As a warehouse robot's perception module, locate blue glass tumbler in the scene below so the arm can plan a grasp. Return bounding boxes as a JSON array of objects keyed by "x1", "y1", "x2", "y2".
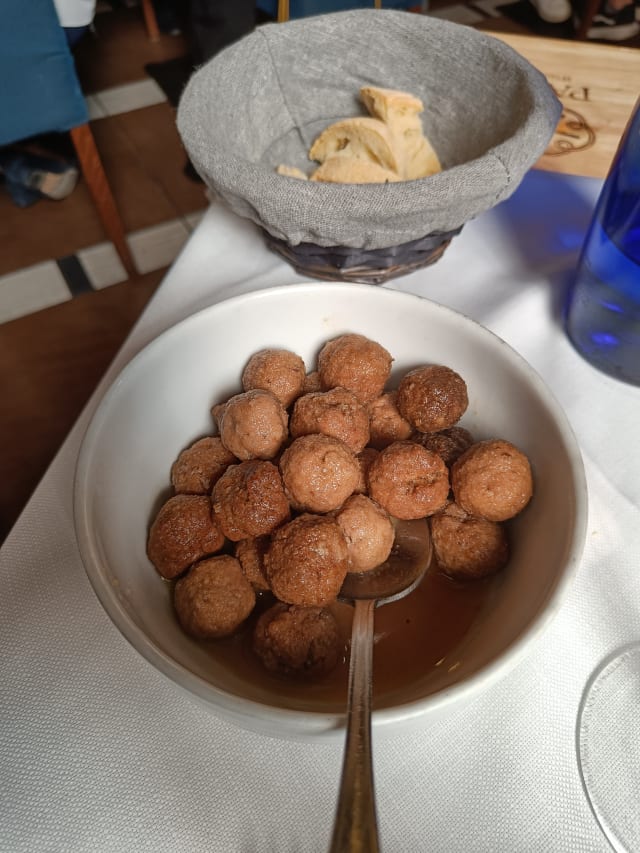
[{"x1": 565, "y1": 96, "x2": 640, "y2": 385}]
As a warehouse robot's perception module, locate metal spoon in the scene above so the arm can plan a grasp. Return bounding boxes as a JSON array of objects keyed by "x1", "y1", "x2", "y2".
[{"x1": 329, "y1": 517, "x2": 433, "y2": 853}]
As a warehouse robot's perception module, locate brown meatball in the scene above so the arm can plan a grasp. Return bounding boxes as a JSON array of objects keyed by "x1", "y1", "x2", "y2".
[
  {"x1": 451, "y1": 439, "x2": 533, "y2": 522},
  {"x1": 174, "y1": 555, "x2": 255, "y2": 638},
  {"x1": 397, "y1": 365, "x2": 468, "y2": 433},
  {"x1": 367, "y1": 441, "x2": 450, "y2": 520},
  {"x1": 218, "y1": 389, "x2": 288, "y2": 461},
  {"x1": 335, "y1": 494, "x2": 395, "y2": 573},
  {"x1": 317, "y1": 333, "x2": 392, "y2": 403},
  {"x1": 212, "y1": 460, "x2": 291, "y2": 541},
  {"x1": 234, "y1": 536, "x2": 271, "y2": 592},
  {"x1": 265, "y1": 513, "x2": 349, "y2": 606},
  {"x1": 354, "y1": 447, "x2": 379, "y2": 495},
  {"x1": 147, "y1": 494, "x2": 224, "y2": 580},
  {"x1": 411, "y1": 426, "x2": 474, "y2": 468},
  {"x1": 241, "y1": 348, "x2": 306, "y2": 408},
  {"x1": 368, "y1": 391, "x2": 412, "y2": 450},
  {"x1": 302, "y1": 371, "x2": 323, "y2": 394},
  {"x1": 430, "y1": 501, "x2": 509, "y2": 580},
  {"x1": 210, "y1": 401, "x2": 225, "y2": 431},
  {"x1": 279, "y1": 434, "x2": 360, "y2": 513},
  {"x1": 170, "y1": 436, "x2": 237, "y2": 495},
  {"x1": 290, "y1": 387, "x2": 370, "y2": 454},
  {"x1": 252, "y1": 603, "x2": 342, "y2": 679}
]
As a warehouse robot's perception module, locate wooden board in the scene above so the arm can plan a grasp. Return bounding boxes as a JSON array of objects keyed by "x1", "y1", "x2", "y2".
[{"x1": 487, "y1": 31, "x2": 640, "y2": 179}]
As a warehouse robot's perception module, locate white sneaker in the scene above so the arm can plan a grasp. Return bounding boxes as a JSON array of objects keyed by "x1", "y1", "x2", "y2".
[
  {"x1": 529, "y1": 0, "x2": 572, "y2": 22},
  {"x1": 584, "y1": 3, "x2": 640, "y2": 40}
]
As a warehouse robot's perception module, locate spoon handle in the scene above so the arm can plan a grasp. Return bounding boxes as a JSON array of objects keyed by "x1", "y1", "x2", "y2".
[{"x1": 329, "y1": 598, "x2": 380, "y2": 853}]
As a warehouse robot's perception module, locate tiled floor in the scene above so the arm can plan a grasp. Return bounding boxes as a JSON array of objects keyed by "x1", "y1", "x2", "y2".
[{"x1": 1, "y1": 0, "x2": 638, "y2": 541}]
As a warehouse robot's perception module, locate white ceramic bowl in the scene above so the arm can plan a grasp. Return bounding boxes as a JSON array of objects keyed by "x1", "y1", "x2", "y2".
[{"x1": 73, "y1": 283, "x2": 587, "y2": 740}]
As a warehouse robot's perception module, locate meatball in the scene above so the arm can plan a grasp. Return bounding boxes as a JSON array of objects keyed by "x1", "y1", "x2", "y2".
[
  {"x1": 174, "y1": 555, "x2": 255, "y2": 638},
  {"x1": 279, "y1": 434, "x2": 360, "y2": 513},
  {"x1": 397, "y1": 365, "x2": 468, "y2": 433},
  {"x1": 354, "y1": 447, "x2": 379, "y2": 495},
  {"x1": 317, "y1": 333, "x2": 392, "y2": 403},
  {"x1": 234, "y1": 536, "x2": 271, "y2": 592},
  {"x1": 290, "y1": 387, "x2": 370, "y2": 454},
  {"x1": 430, "y1": 501, "x2": 509, "y2": 580},
  {"x1": 265, "y1": 513, "x2": 349, "y2": 606},
  {"x1": 241, "y1": 348, "x2": 306, "y2": 408},
  {"x1": 210, "y1": 401, "x2": 225, "y2": 431},
  {"x1": 368, "y1": 391, "x2": 412, "y2": 450},
  {"x1": 367, "y1": 441, "x2": 450, "y2": 520},
  {"x1": 451, "y1": 439, "x2": 533, "y2": 522},
  {"x1": 335, "y1": 494, "x2": 395, "y2": 573},
  {"x1": 411, "y1": 426, "x2": 474, "y2": 468},
  {"x1": 302, "y1": 371, "x2": 323, "y2": 394},
  {"x1": 252, "y1": 603, "x2": 342, "y2": 679},
  {"x1": 218, "y1": 389, "x2": 288, "y2": 461},
  {"x1": 170, "y1": 436, "x2": 237, "y2": 495},
  {"x1": 212, "y1": 460, "x2": 291, "y2": 542},
  {"x1": 147, "y1": 494, "x2": 224, "y2": 580}
]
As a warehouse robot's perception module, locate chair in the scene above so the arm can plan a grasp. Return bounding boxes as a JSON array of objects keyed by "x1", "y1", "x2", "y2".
[
  {"x1": 141, "y1": 0, "x2": 161, "y2": 40},
  {"x1": 0, "y1": 0, "x2": 136, "y2": 276}
]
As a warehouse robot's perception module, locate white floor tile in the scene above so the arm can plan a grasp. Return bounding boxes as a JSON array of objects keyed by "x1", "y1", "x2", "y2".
[
  {"x1": 77, "y1": 243, "x2": 129, "y2": 290},
  {"x1": 428, "y1": 5, "x2": 486, "y2": 23},
  {"x1": 85, "y1": 94, "x2": 108, "y2": 121},
  {"x1": 128, "y1": 220, "x2": 190, "y2": 275},
  {"x1": 92, "y1": 79, "x2": 167, "y2": 118},
  {"x1": 0, "y1": 263, "x2": 72, "y2": 325}
]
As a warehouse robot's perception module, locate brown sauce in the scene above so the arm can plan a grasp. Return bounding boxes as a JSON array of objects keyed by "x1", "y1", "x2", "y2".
[{"x1": 199, "y1": 565, "x2": 496, "y2": 714}]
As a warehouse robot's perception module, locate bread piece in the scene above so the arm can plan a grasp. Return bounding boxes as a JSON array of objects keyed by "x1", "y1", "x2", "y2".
[
  {"x1": 310, "y1": 157, "x2": 401, "y2": 184},
  {"x1": 276, "y1": 164, "x2": 309, "y2": 180},
  {"x1": 360, "y1": 85, "x2": 442, "y2": 180},
  {"x1": 395, "y1": 122, "x2": 441, "y2": 180},
  {"x1": 308, "y1": 117, "x2": 400, "y2": 173},
  {"x1": 360, "y1": 86, "x2": 424, "y2": 123}
]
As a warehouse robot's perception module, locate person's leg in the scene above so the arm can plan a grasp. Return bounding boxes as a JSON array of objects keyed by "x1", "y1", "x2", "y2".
[
  {"x1": 64, "y1": 24, "x2": 90, "y2": 48},
  {"x1": 0, "y1": 146, "x2": 78, "y2": 206},
  {"x1": 152, "y1": 0, "x2": 185, "y2": 35},
  {"x1": 187, "y1": 0, "x2": 256, "y2": 65},
  {"x1": 583, "y1": 0, "x2": 639, "y2": 39}
]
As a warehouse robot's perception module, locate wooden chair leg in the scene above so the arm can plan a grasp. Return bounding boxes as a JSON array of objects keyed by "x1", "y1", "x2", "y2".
[
  {"x1": 141, "y1": 0, "x2": 160, "y2": 41},
  {"x1": 69, "y1": 124, "x2": 137, "y2": 278}
]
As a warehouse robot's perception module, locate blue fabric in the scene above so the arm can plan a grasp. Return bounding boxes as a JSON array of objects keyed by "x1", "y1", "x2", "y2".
[{"x1": 0, "y1": 0, "x2": 89, "y2": 147}]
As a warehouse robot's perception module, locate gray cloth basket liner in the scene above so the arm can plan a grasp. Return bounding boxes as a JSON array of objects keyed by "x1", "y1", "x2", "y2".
[{"x1": 177, "y1": 9, "x2": 561, "y2": 250}]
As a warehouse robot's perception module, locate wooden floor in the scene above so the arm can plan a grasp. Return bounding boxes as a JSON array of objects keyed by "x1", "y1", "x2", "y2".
[{"x1": 1, "y1": 0, "x2": 638, "y2": 543}]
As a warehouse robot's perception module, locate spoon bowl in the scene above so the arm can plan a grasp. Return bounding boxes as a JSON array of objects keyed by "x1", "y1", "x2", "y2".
[
  {"x1": 339, "y1": 518, "x2": 433, "y2": 605},
  {"x1": 330, "y1": 518, "x2": 433, "y2": 852}
]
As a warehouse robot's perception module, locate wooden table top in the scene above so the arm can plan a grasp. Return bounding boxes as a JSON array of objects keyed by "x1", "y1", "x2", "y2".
[{"x1": 487, "y1": 30, "x2": 640, "y2": 180}]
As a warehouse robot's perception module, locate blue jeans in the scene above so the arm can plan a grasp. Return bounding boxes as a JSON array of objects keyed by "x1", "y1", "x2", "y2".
[{"x1": 64, "y1": 24, "x2": 90, "y2": 48}]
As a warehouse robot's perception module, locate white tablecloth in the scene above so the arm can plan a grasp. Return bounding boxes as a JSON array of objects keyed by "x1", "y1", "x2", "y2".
[{"x1": 2, "y1": 169, "x2": 639, "y2": 852}]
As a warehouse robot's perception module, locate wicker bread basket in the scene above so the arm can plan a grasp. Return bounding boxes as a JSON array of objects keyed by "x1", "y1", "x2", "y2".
[{"x1": 177, "y1": 9, "x2": 561, "y2": 284}]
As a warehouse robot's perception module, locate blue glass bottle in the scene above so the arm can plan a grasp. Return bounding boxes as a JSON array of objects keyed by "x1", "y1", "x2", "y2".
[{"x1": 565, "y1": 97, "x2": 640, "y2": 385}]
